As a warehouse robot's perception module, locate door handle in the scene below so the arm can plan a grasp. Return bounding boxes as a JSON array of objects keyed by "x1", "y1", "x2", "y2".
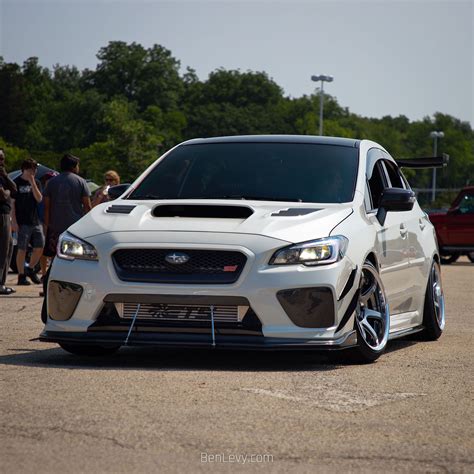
[
  {"x1": 400, "y1": 224, "x2": 408, "y2": 238},
  {"x1": 419, "y1": 218, "x2": 426, "y2": 230}
]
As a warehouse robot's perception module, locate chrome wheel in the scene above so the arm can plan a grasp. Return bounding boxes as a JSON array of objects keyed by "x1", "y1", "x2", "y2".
[
  {"x1": 356, "y1": 262, "x2": 390, "y2": 352},
  {"x1": 431, "y1": 263, "x2": 445, "y2": 331}
]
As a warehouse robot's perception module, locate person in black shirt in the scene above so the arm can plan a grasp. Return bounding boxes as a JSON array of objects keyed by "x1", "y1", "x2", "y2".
[
  {"x1": 0, "y1": 148, "x2": 17, "y2": 295},
  {"x1": 12, "y1": 158, "x2": 44, "y2": 285}
]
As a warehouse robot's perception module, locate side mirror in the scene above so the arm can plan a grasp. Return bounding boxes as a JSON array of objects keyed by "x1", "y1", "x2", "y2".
[
  {"x1": 108, "y1": 183, "x2": 131, "y2": 201},
  {"x1": 376, "y1": 188, "x2": 416, "y2": 225}
]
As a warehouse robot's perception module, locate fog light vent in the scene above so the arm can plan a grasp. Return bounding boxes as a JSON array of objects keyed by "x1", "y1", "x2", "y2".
[
  {"x1": 277, "y1": 287, "x2": 335, "y2": 328},
  {"x1": 48, "y1": 281, "x2": 83, "y2": 321}
]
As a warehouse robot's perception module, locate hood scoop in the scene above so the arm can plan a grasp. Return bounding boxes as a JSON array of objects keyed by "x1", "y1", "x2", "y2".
[
  {"x1": 272, "y1": 208, "x2": 322, "y2": 217},
  {"x1": 152, "y1": 204, "x2": 254, "y2": 219}
]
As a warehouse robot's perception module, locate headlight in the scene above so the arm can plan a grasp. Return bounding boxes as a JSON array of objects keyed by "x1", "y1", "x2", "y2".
[
  {"x1": 57, "y1": 232, "x2": 98, "y2": 261},
  {"x1": 269, "y1": 235, "x2": 348, "y2": 266}
]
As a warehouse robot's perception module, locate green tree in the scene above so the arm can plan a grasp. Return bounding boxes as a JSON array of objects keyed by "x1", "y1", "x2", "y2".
[
  {"x1": 92, "y1": 41, "x2": 183, "y2": 111},
  {"x1": 78, "y1": 99, "x2": 162, "y2": 182}
]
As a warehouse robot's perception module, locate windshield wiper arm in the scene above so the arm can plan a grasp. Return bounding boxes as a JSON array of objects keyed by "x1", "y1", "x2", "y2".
[
  {"x1": 189, "y1": 195, "x2": 303, "y2": 202},
  {"x1": 131, "y1": 194, "x2": 303, "y2": 202},
  {"x1": 229, "y1": 195, "x2": 303, "y2": 202},
  {"x1": 130, "y1": 193, "x2": 162, "y2": 200}
]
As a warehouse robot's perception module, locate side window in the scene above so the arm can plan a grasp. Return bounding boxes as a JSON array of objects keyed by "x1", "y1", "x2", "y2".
[
  {"x1": 368, "y1": 161, "x2": 387, "y2": 210},
  {"x1": 458, "y1": 193, "x2": 474, "y2": 214},
  {"x1": 383, "y1": 160, "x2": 405, "y2": 189}
]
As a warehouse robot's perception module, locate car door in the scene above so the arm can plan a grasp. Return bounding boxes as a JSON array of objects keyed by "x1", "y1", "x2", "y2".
[
  {"x1": 447, "y1": 191, "x2": 474, "y2": 245},
  {"x1": 382, "y1": 156, "x2": 425, "y2": 314},
  {"x1": 366, "y1": 151, "x2": 412, "y2": 316}
]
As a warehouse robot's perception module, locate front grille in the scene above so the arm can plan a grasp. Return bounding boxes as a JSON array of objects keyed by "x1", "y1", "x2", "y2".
[
  {"x1": 120, "y1": 303, "x2": 244, "y2": 323},
  {"x1": 112, "y1": 249, "x2": 247, "y2": 284}
]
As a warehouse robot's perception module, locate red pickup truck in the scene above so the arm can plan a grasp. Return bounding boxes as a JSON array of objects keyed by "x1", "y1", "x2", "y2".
[{"x1": 428, "y1": 186, "x2": 474, "y2": 264}]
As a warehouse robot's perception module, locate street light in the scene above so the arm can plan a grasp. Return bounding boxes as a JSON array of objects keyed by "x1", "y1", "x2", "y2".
[
  {"x1": 311, "y1": 74, "x2": 334, "y2": 136},
  {"x1": 430, "y1": 130, "x2": 444, "y2": 202}
]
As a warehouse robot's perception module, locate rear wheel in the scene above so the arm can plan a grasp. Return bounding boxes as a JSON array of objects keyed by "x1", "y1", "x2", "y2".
[
  {"x1": 467, "y1": 252, "x2": 474, "y2": 263},
  {"x1": 349, "y1": 261, "x2": 390, "y2": 363},
  {"x1": 59, "y1": 343, "x2": 121, "y2": 356},
  {"x1": 420, "y1": 260, "x2": 445, "y2": 340},
  {"x1": 440, "y1": 252, "x2": 460, "y2": 264}
]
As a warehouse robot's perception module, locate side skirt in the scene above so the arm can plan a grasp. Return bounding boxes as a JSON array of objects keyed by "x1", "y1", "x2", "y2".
[{"x1": 388, "y1": 325, "x2": 425, "y2": 340}]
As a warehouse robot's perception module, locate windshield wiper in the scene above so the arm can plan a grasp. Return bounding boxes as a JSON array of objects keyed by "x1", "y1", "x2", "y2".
[
  {"x1": 130, "y1": 194, "x2": 303, "y2": 202},
  {"x1": 130, "y1": 193, "x2": 163, "y2": 200},
  {"x1": 206, "y1": 195, "x2": 303, "y2": 202}
]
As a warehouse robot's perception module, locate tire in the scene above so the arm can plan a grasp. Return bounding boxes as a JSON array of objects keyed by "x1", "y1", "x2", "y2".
[
  {"x1": 40, "y1": 264, "x2": 52, "y2": 324},
  {"x1": 41, "y1": 298, "x2": 47, "y2": 324},
  {"x1": 467, "y1": 252, "x2": 474, "y2": 263},
  {"x1": 440, "y1": 252, "x2": 460, "y2": 264},
  {"x1": 420, "y1": 260, "x2": 445, "y2": 340},
  {"x1": 59, "y1": 343, "x2": 121, "y2": 356},
  {"x1": 348, "y1": 261, "x2": 390, "y2": 363}
]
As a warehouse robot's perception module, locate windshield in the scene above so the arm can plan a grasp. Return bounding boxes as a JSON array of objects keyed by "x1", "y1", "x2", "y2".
[{"x1": 129, "y1": 142, "x2": 359, "y2": 203}]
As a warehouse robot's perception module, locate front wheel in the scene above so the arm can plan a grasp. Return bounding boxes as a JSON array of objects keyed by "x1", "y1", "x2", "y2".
[
  {"x1": 349, "y1": 261, "x2": 390, "y2": 363},
  {"x1": 59, "y1": 343, "x2": 121, "y2": 356},
  {"x1": 420, "y1": 260, "x2": 445, "y2": 340}
]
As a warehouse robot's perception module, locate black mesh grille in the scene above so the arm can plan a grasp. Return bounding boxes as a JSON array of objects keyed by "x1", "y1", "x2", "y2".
[{"x1": 112, "y1": 249, "x2": 247, "y2": 284}]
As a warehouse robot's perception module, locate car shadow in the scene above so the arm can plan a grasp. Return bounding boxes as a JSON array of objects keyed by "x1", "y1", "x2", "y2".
[
  {"x1": 0, "y1": 345, "x2": 347, "y2": 372},
  {"x1": 0, "y1": 337, "x2": 421, "y2": 372}
]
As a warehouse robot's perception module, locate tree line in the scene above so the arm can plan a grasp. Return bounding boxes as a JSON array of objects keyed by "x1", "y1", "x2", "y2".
[{"x1": 1, "y1": 41, "x2": 473, "y2": 206}]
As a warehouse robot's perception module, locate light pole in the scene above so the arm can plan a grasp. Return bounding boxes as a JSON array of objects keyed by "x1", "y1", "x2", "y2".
[
  {"x1": 430, "y1": 130, "x2": 444, "y2": 202},
  {"x1": 311, "y1": 74, "x2": 333, "y2": 136}
]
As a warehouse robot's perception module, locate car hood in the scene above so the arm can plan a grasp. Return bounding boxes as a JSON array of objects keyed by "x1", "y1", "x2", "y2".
[{"x1": 70, "y1": 199, "x2": 353, "y2": 244}]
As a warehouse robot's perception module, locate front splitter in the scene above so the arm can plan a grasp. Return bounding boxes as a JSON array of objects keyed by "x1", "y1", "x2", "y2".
[{"x1": 39, "y1": 329, "x2": 357, "y2": 351}]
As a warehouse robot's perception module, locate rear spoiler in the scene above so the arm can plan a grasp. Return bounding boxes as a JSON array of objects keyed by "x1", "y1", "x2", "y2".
[{"x1": 395, "y1": 153, "x2": 449, "y2": 169}]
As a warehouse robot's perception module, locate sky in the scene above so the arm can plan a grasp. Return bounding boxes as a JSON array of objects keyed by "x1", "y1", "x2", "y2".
[{"x1": 1, "y1": 0, "x2": 473, "y2": 124}]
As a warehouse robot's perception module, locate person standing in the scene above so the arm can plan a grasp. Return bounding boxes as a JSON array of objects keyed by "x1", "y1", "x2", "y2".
[
  {"x1": 11, "y1": 158, "x2": 44, "y2": 285},
  {"x1": 91, "y1": 170, "x2": 121, "y2": 207},
  {"x1": 0, "y1": 148, "x2": 17, "y2": 295},
  {"x1": 43, "y1": 154, "x2": 92, "y2": 259},
  {"x1": 37, "y1": 171, "x2": 58, "y2": 279}
]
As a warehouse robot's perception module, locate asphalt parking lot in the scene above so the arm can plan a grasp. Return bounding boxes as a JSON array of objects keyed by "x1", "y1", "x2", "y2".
[{"x1": 0, "y1": 259, "x2": 473, "y2": 473}]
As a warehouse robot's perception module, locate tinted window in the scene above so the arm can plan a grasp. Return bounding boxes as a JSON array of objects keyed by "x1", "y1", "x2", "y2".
[
  {"x1": 458, "y1": 193, "x2": 474, "y2": 214},
  {"x1": 130, "y1": 143, "x2": 359, "y2": 203},
  {"x1": 383, "y1": 160, "x2": 404, "y2": 188},
  {"x1": 368, "y1": 162, "x2": 386, "y2": 209}
]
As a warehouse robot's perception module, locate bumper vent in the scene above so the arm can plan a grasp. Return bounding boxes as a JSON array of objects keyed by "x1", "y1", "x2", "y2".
[
  {"x1": 112, "y1": 249, "x2": 247, "y2": 284},
  {"x1": 106, "y1": 204, "x2": 136, "y2": 214},
  {"x1": 277, "y1": 287, "x2": 335, "y2": 328}
]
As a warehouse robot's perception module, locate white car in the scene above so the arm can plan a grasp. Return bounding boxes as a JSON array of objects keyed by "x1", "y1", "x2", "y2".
[{"x1": 40, "y1": 136, "x2": 446, "y2": 362}]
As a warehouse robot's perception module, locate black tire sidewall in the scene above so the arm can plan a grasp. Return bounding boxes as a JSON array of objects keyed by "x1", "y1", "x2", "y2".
[
  {"x1": 422, "y1": 261, "x2": 444, "y2": 340},
  {"x1": 440, "y1": 253, "x2": 460, "y2": 264}
]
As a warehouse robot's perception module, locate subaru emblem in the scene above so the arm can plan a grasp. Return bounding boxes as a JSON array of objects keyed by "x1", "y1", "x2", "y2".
[{"x1": 165, "y1": 252, "x2": 190, "y2": 265}]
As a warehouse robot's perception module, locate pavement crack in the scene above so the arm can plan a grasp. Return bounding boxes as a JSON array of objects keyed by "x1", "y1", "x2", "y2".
[{"x1": 0, "y1": 424, "x2": 133, "y2": 449}]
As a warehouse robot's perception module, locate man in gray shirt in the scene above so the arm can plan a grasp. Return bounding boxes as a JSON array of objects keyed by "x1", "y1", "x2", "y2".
[{"x1": 43, "y1": 154, "x2": 91, "y2": 257}]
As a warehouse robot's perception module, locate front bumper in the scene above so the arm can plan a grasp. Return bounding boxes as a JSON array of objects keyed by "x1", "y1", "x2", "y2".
[{"x1": 41, "y1": 231, "x2": 359, "y2": 346}]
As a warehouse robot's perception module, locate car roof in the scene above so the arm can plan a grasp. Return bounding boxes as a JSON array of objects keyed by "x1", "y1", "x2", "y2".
[{"x1": 182, "y1": 135, "x2": 360, "y2": 148}]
